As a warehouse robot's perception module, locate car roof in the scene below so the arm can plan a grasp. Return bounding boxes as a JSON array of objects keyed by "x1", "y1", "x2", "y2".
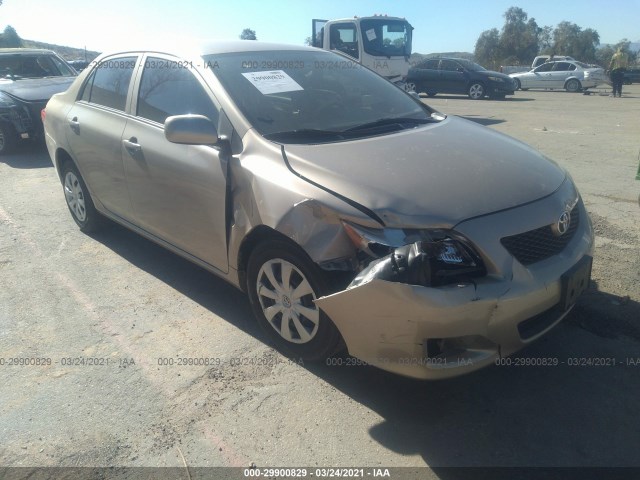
[
  {"x1": 0, "y1": 48, "x2": 57, "y2": 55},
  {"x1": 91, "y1": 41, "x2": 320, "y2": 61},
  {"x1": 199, "y1": 40, "x2": 317, "y2": 55}
]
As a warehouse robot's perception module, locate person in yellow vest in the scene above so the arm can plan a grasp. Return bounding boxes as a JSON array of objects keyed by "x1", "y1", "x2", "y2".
[{"x1": 608, "y1": 48, "x2": 629, "y2": 97}]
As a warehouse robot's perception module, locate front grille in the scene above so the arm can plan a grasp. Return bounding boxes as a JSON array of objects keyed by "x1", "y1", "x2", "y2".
[{"x1": 501, "y1": 206, "x2": 580, "y2": 266}]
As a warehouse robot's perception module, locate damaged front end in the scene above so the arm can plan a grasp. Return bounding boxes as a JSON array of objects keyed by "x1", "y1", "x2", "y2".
[
  {"x1": 314, "y1": 222, "x2": 509, "y2": 379},
  {"x1": 345, "y1": 227, "x2": 486, "y2": 289}
]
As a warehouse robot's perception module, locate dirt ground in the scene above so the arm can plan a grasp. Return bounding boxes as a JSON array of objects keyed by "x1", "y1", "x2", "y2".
[{"x1": 0, "y1": 83, "x2": 639, "y2": 479}]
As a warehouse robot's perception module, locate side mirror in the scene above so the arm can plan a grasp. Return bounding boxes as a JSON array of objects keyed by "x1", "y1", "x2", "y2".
[{"x1": 165, "y1": 114, "x2": 218, "y2": 145}]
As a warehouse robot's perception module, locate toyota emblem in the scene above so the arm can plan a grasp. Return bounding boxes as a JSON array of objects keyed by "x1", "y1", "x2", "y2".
[{"x1": 554, "y1": 211, "x2": 571, "y2": 236}]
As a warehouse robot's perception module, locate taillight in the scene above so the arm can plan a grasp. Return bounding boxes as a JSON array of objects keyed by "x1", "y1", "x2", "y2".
[{"x1": 41, "y1": 108, "x2": 46, "y2": 122}]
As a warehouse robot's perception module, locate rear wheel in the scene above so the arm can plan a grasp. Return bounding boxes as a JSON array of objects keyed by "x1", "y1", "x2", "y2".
[
  {"x1": 0, "y1": 122, "x2": 18, "y2": 155},
  {"x1": 468, "y1": 82, "x2": 485, "y2": 99},
  {"x1": 61, "y1": 161, "x2": 103, "y2": 233},
  {"x1": 565, "y1": 79, "x2": 582, "y2": 93},
  {"x1": 247, "y1": 239, "x2": 342, "y2": 361}
]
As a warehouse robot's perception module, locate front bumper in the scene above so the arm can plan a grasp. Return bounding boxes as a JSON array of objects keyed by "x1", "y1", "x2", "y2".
[
  {"x1": 0, "y1": 101, "x2": 41, "y2": 140},
  {"x1": 316, "y1": 183, "x2": 594, "y2": 380}
]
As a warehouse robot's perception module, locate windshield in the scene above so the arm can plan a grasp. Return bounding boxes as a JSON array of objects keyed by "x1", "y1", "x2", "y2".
[
  {"x1": 0, "y1": 53, "x2": 76, "y2": 78},
  {"x1": 457, "y1": 59, "x2": 486, "y2": 71},
  {"x1": 204, "y1": 50, "x2": 435, "y2": 143},
  {"x1": 360, "y1": 19, "x2": 412, "y2": 57}
]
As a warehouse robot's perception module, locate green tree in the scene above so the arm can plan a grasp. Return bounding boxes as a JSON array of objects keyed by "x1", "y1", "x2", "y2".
[
  {"x1": 552, "y1": 21, "x2": 599, "y2": 62},
  {"x1": 499, "y1": 7, "x2": 540, "y2": 64},
  {"x1": 239, "y1": 28, "x2": 257, "y2": 41},
  {"x1": 474, "y1": 28, "x2": 502, "y2": 70},
  {"x1": 1, "y1": 25, "x2": 23, "y2": 47},
  {"x1": 596, "y1": 39, "x2": 638, "y2": 68}
]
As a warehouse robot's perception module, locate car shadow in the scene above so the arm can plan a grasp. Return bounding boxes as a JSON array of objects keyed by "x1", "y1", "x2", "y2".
[
  {"x1": 88, "y1": 224, "x2": 640, "y2": 470},
  {"x1": 1, "y1": 142, "x2": 52, "y2": 169},
  {"x1": 457, "y1": 115, "x2": 505, "y2": 126}
]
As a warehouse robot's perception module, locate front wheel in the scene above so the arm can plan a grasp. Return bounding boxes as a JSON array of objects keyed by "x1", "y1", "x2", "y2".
[
  {"x1": 0, "y1": 122, "x2": 18, "y2": 155},
  {"x1": 61, "y1": 161, "x2": 103, "y2": 232},
  {"x1": 247, "y1": 239, "x2": 343, "y2": 361},
  {"x1": 513, "y1": 78, "x2": 521, "y2": 90},
  {"x1": 565, "y1": 79, "x2": 582, "y2": 93},
  {"x1": 468, "y1": 82, "x2": 485, "y2": 100}
]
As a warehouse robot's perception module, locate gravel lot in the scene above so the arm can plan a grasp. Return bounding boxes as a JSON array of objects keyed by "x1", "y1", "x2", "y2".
[{"x1": 1, "y1": 84, "x2": 639, "y2": 478}]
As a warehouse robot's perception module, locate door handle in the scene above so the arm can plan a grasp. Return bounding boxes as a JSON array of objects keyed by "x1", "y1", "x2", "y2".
[
  {"x1": 68, "y1": 117, "x2": 80, "y2": 134},
  {"x1": 123, "y1": 137, "x2": 142, "y2": 154}
]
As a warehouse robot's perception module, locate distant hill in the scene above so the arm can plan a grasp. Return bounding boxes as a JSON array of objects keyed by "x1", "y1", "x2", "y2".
[{"x1": 21, "y1": 39, "x2": 101, "y2": 62}]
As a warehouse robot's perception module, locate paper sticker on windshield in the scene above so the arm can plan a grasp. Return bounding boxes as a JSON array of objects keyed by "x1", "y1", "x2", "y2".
[
  {"x1": 241, "y1": 70, "x2": 303, "y2": 95},
  {"x1": 366, "y1": 29, "x2": 377, "y2": 41}
]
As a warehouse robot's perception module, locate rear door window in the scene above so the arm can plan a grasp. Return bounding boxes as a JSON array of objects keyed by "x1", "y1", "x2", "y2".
[{"x1": 80, "y1": 57, "x2": 137, "y2": 111}]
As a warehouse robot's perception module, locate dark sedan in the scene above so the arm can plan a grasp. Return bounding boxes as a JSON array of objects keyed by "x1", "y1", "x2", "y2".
[
  {"x1": 406, "y1": 57, "x2": 516, "y2": 99},
  {"x1": 0, "y1": 48, "x2": 77, "y2": 154}
]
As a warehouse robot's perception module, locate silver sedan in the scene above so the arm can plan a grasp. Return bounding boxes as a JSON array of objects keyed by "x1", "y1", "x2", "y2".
[
  {"x1": 43, "y1": 42, "x2": 594, "y2": 379},
  {"x1": 510, "y1": 60, "x2": 606, "y2": 92}
]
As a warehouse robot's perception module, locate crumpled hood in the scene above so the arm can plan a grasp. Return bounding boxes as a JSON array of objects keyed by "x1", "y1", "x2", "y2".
[
  {"x1": 282, "y1": 116, "x2": 566, "y2": 228},
  {"x1": 0, "y1": 76, "x2": 75, "y2": 101}
]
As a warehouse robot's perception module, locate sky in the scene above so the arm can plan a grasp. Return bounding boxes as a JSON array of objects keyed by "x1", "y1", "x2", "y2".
[{"x1": 2, "y1": 0, "x2": 639, "y2": 55}]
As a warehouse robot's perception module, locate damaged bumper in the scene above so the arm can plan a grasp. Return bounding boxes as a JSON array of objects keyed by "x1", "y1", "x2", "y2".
[{"x1": 316, "y1": 194, "x2": 594, "y2": 380}]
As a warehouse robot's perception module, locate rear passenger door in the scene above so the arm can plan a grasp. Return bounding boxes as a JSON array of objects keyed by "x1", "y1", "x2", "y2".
[
  {"x1": 549, "y1": 62, "x2": 576, "y2": 88},
  {"x1": 411, "y1": 59, "x2": 439, "y2": 93},
  {"x1": 438, "y1": 59, "x2": 466, "y2": 94},
  {"x1": 122, "y1": 55, "x2": 229, "y2": 273},
  {"x1": 65, "y1": 55, "x2": 138, "y2": 219}
]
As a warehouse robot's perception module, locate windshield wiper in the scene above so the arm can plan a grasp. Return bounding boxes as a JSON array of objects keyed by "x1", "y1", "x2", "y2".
[
  {"x1": 342, "y1": 117, "x2": 434, "y2": 133},
  {"x1": 263, "y1": 129, "x2": 345, "y2": 142}
]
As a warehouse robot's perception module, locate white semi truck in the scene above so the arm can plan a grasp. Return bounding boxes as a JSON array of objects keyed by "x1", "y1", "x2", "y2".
[{"x1": 312, "y1": 15, "x2": 414, "y2": 87}]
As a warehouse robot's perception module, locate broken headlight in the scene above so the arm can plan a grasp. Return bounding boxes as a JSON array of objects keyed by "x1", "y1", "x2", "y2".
[{"x1": 342, "y1": 222, "x2": 486, "y2": 288}]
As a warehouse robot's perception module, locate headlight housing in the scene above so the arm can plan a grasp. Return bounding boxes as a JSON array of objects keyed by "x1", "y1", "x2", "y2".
[
  {"x1": 342, "y1": 221, "x2": 486, "y2": 288},
  {"x1": 487, "y1": 76, "x2": 505, "y2": 83}
]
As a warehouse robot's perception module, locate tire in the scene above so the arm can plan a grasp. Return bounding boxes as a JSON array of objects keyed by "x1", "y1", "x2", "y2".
[
  {"x1": 60, "y1": 161, "x2": 103, "y2": 233},
  {"x1": 247, "y1": 239, "x2": 343, "y2": 361},
  {"x1": 513, "y1": 78, "x2": 521, "y2": 90},
  {"x1": 468, "y1": 82, "x2": 485, "y2": 100},
  {"x1": 565, "y1": 79, "x2": 582, "y2": 93},
  {"x1": 0, "y1": 122, "x2": 18, "y2": 155}
]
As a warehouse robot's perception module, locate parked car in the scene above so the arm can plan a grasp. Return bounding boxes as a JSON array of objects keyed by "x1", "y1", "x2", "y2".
[
  {"x1": 68, "y1": 60, "x2": 90, "y2": 72},
  {"x1": 0, "y1": 48, "x2": 77, "y2": 154},
  {"x1": 623, "y1": 67, "x2": 640, "y2": 84},
  {"x1": 44, "y1": 42, "x2": 593, "y2": 380},
  {"x1": 510, "y1": 60, "x2": 606, "y2": 92},
  {"x1": 406, "y1": 57, "x2": 516, "y2": 99}
]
